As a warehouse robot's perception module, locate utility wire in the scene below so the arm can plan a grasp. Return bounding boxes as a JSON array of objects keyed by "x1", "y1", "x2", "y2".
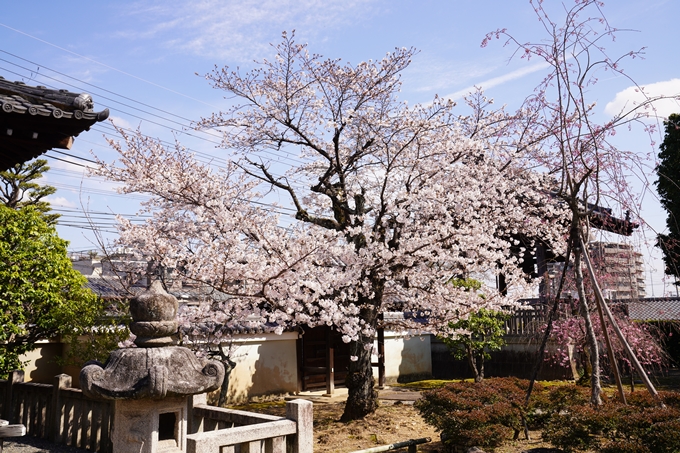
[
  {"x1": 0, "y1": 53, "x2": 304, "y2": 165},
  {"x1": 0, "y1": 49, "x2": 210, "y2": 126},
  {"x1": 0, "y1": 22, "x2": 221, "y2": 108},
  {"x1": 0, "y1": 35, "x2": 317, "y2": 235}
]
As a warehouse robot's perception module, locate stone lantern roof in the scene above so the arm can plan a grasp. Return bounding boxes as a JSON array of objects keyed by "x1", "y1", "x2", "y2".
[{"x1": 80, "y1": 281, "x2": 224, "y2": 400}]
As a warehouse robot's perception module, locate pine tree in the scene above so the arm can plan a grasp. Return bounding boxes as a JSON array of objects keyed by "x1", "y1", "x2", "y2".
[
  {"x1": 656, "y1": 114, "x2": 680, "y2": 282},
  {"x1": 0, "y1": 159, "x2": 60, "y2": 224}
]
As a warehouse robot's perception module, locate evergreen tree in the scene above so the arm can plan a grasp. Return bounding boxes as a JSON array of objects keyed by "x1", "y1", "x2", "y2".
[
  {"x1": 0, "y1": 206, "x2": 99, "y2": 376},
  {"x1": 655, "y1": 114, "x2": 680, "y2": 282},
  {"x1": 440, "y1": 279, "x2": 508, "y2": 383},
  {"x1": 0, "y1": 159, "x2": 59, "y2": 224}
]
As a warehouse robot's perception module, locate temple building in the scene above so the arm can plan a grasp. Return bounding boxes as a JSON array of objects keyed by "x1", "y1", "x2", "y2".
[{"x1": 0, "y1": 77, "x2": 109, "y2": 170}]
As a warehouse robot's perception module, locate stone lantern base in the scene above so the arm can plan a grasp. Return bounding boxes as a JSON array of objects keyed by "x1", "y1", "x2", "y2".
[{"x1": 113, "y1": 396, "x2": 188, "y2": 453}]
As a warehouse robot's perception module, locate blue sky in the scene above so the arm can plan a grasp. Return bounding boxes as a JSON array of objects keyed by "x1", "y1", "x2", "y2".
[{"x1": 1, "y1": 0, "x2": 679, "y2": 295}]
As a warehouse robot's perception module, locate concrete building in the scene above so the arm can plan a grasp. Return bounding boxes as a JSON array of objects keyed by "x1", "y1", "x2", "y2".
[
  {"x1": 542, "y1": 241, "x2": 646, "y2": 301},
  {"x1": 589, "y1": 241, "x2": 646, "y2": 300}
]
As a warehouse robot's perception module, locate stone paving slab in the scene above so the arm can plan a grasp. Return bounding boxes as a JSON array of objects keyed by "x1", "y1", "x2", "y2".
[{"x1": 285, "y1": 386, "x2": 422, "y2": 404}]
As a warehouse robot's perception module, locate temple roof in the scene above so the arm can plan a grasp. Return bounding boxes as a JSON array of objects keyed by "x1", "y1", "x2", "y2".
[
  {"x1": 625, "y1": 297, "x2": 680, "y2": 321},
  {"x1": 587, "y1": 204, "x2": 638, "y2": 236},
  {"x1": 0, "y1": 77, "x2": 109, "y2": 170}
]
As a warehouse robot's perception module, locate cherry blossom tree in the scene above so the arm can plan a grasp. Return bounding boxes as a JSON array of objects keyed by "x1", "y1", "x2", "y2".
[
  {"x1": 484, "y1": 0, "x2": 672, "y2": 405},
  {"x1": 95, "y1": 33, "x2": 565, "y2": 420},
  {"x1": 547, "y1": 301, "x2": 667, "y2": 380},
  {"x1": 178, "y1": 301, "x2": 239, "y2": 407}
]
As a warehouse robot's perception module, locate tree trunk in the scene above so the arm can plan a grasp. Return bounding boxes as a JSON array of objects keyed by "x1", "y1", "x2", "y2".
[
  {"x1": 217, "y1": 357, "x2": 236, "y2": 407},
  {"x1": 467, "y1": 345, "x2": 481, "y2": 383},
  {"x1": 574, "y1": 246, "x2": 602, "y2": 406},
  {"x1": 341, "y1": 305, "x2": 380, "y2": 422},
  {"x1": 477, "y1": 354, "x2": 485, "y2": 382}
]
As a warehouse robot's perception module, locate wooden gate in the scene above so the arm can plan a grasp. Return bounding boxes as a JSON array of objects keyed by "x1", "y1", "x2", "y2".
[{"x1": 298, "y1": 326, "x2": 351, "y2": 392}]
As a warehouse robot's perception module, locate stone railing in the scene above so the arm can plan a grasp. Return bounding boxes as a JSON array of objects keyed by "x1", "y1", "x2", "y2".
[
  {"x1": 1, "y1": 372, "x2": 313, "y2": 453},
  {"x1": 0, "y1": 371, "x2": 113, "y2": 452},
  {"x1": 187, "y1": 395, "x2": 313, "y2": 453}
]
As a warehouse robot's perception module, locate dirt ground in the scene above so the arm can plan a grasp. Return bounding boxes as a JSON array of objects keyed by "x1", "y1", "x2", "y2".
[{"x1": 236, "y1": 398, "x2": 557, "y2": 453}]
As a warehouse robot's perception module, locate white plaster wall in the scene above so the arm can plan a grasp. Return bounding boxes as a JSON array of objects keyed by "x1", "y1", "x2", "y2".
[
  {"x1": 17, "y1": 341, "x2": 63, "y2": 383},
  {"x1": 225, "y1": 332, "x2": 299, "y2": 402},
  {"x1": 375, "y1": 332, "x2": 432, "y2": 383}
]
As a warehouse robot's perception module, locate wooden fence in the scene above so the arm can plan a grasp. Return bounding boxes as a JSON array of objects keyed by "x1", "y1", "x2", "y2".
[
  {"x1": 504, "y1": 306, "x2": 547, "y2": 337},
  {"x1": 0, "y1": 371, "x2": 113, "y2": 452}
]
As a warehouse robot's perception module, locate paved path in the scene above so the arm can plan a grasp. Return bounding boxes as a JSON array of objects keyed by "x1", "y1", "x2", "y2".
[
  {"x1": 286, "y1": 385, "x2": 422, "y2": 404},
  {"x1": 1, "y1": 436, "x2": 87, "y2": 453}
]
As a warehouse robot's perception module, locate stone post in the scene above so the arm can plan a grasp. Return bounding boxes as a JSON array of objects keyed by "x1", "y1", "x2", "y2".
[
  {"x1": 2, "y1": 371, "x2": 24, "y2": 422},
  {"x1": 285, "y1": 399, "x2": 313, "y2": 453},
  {"x1": 188, "y1": 394, "x2": 207, "y2": 435},
  {"x1": 50, "y1": 374, "x2": 71, "y2": 443}
]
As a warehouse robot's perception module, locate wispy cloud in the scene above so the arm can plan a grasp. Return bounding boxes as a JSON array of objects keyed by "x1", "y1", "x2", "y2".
[
  {"x1": 119, "y1": 0, "x2": 380, "y2": 62},
  {"x1": 442, "y1": 61, "x2": 549, "y2": 101},
  {"x1": 605, "y1": 78, "x2": 680, "y2": 119},
  {"x1": 406, "y1": 56, "x2": 500, "y2": 95},
  {"x1": 108, "y1": 115, "x2": 134, "y2": 131},
  {"x1": 45, "y1": 196, "x2": 77, "y2": 209}
]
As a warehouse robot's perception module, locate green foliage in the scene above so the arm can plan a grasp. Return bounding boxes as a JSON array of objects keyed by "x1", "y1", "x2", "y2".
[
  {"x1": 440, "y1": 278, "x2": 508, "y2": 382},
  {"x1": 417, "y1": 377, "x2": 680, "y2": 453},
  {"x1": 0, "y1": 206, "x2": 104, "y2": 377},
  {"x1": 415, "y1": 377, "x2": 537, "y2": 451},
  {"x1": 656, "y1": 113, "x2": 680, "y2": 281},
  {"x1": 0, "y1": 159, "x2": 59, "y2": 224},
  {"x1": 538, "y1": 386, "x2": 680, "y2": 453},
  {"x1": 59, "y1": 303, "x2": 131, "y2": 369},
  {"x1": 441, "y1": 308, "x2": 508, "y2": 362},
  {"x1": 447, "y1": 277, "x2": 483, "y2": 292}
]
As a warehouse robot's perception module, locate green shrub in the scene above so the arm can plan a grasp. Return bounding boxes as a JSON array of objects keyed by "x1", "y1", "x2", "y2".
[
  {"x1": 541, "y1": 401, "x2": 619, "y2": 452},
  {"x1": 415, "y1": 377, "x2": 537, "y2": 451},
  {"x1": 416, "y1": 377, "x2": 680, "y2": 453},
  {"x1": 644, "y1": 419, "x2": 680, "y2": 453},
  {"x1": 599, "y1": 440, "x2": 649, "y2": 453},
  {"x1": 540, "y1": 388, "x2": 680, "y2": 452}
]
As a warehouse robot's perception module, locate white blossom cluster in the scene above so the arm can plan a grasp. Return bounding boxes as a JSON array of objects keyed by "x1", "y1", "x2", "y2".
[{"x1": 95, "y1": 33, "x2": 567, "y2": 353}]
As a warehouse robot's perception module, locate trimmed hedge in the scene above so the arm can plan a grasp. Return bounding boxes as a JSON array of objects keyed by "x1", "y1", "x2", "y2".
[
  {"x1": 415, "y1": 377, "x2": 536, "y2": 450},
  {"x1": 415, "y1": 377, "x2": 680, "y2": 453}
]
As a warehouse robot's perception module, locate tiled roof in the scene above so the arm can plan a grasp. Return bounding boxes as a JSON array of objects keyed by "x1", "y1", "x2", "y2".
[
  {"x1": 0, "y1": 77, "x2": 109, "y2": 170},
  {"x1": 626, "y1": 297, "x2": 680, "y2": 321},
  {"x1": 85, "y1": 277, "x2": 144, "y2": 300}
]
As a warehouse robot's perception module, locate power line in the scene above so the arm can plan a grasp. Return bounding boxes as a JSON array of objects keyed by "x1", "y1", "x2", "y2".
[
  {"x1": 0, "y1": 53, "x2": 306, "y2": 167},
  {"x1": 49, "y1": 149, "x2": 99, "y2": 165},
  {"x1": 0, "y1": 37, "x2": 320, "y2": 240},
  {"x1": 0, "y1": 57, "x2": 310, "y2": 187},
  {"x1": 0, "y1": 49, "x2": 210, "y2": 127},
  {"x1": 0, "y1": 57, "x2": 217, "y2": 138},
  {"x1": 45, "y1": 154, "x2": 89, "y2": 168},
  {"x1": 0, "y1": 22, "x2": 221, "y2": 108}
]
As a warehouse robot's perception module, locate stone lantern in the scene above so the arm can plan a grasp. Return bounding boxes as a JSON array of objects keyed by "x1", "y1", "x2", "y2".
[{"x1": 81, "y1": 281, "x2": 224, "y2": 453}]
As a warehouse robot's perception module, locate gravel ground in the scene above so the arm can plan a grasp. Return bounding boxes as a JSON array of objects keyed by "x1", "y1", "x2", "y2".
[{"x1": 1, "y1": 437, "x2": 89, "y2": 453}]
